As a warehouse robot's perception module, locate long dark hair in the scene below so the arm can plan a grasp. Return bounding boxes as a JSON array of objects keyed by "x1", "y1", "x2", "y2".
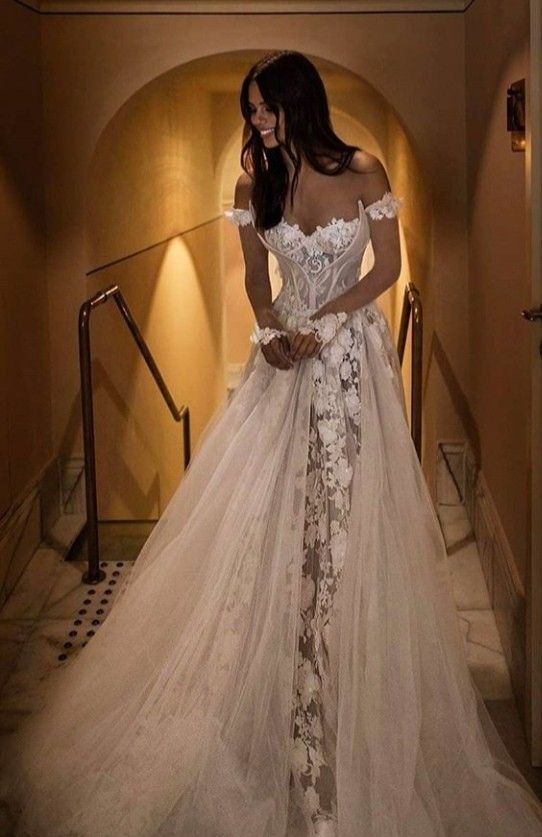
[{"x1": 239, "y1": 51, "x2": 359, "y2": 231}]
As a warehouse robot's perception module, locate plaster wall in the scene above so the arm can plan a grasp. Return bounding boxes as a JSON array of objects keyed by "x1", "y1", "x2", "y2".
[
  {"x1": 87, "y1": 70, "x2": 224, "y2": 518},
  {"x1": 0, "y1": 2, "x2": 51, "y2": 517},
  {"x1": 466, "y1": 0, "x2": 531, "y2": 583}
]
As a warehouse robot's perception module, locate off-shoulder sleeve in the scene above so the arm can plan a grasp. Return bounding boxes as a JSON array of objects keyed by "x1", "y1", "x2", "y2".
[
  {"x1": 224, "y1": 206, "x2": 253, "y2": 227},
  {"x1": 364, "y1": 191, "x2": 404, "y2": 220}
]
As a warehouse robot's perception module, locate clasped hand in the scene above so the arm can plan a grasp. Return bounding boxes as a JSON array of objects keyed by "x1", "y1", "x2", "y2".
[{"x1": 261, "y1": 327, "x2": 321, "y2": 370}]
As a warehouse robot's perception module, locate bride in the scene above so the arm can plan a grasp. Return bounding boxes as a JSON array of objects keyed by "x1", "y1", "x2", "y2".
[{"x1": 2, "y1": 49, "x2": 542, "y2": 837}]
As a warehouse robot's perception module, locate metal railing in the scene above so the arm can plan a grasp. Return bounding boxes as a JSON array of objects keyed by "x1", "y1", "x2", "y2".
[
  {"x1": 78, "y1": 285, "x2": 190, "y2": 584},
  {"x1": 397, "y1": 281, "x2": 423, "y2": 459}
]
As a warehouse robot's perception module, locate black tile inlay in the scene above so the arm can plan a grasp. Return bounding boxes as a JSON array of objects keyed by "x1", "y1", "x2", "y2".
[{"x1": 43, "y1": 560, "x2": 132, "y2": 675}]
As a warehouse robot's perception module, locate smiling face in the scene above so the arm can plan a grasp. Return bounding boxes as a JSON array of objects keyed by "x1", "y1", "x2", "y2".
[{"x1": 247, "y1": 80, "x2": 284, "y2": 148}]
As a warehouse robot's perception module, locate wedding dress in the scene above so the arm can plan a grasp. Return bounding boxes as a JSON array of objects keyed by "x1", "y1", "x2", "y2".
[{"x1": 2, "y1": 191, "x2": 542, "y2": 837}]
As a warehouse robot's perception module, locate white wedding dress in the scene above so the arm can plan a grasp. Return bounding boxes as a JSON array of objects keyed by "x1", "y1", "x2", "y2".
[{"x1": 2, "y1": 191, "x2": 542, "y2": 837}]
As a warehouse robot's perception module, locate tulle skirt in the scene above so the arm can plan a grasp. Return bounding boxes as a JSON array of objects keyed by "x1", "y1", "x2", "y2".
[{"x1": 1, "y1": 301, "x2": 542, "y2": 836}]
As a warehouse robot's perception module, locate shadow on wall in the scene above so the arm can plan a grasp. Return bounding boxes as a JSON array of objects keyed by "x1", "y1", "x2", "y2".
[{"x1": 85, "y1": 50, "x2": 428, "y2": 521}]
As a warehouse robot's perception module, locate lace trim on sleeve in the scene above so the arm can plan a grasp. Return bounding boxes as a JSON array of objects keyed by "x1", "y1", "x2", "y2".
[
  {"x1": 364, "y1": 191, "x2": 404, "y2": 220},
  {"x1": 224, "y1": 207, "x2": 253, "y2": 227}
]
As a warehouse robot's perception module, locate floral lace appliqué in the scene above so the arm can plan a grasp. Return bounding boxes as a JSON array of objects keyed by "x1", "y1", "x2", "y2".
[
  {"x1": 289, "y1": 323, "x2": 363, "y2": 833},
  {"x1": 364, "y1": 191, "x2": 404, "y2": 220},
  {"x1": 265, "y1": 217, "x2": 360, "y2": 277},
  {"x1": 224, "y1": 207, "x2": 252, "y2": 226}
]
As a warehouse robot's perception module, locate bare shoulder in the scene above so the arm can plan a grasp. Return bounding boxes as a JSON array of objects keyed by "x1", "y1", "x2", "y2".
[
  {"x1": 348, "y1": 150, "x2": 392, "y2": 206},
  {"x1": 348, "y1": 149, "x2": 385, "y2": 176},
  {"x1": 234, "y1": 171, "x2": 254, "y2": 209}
]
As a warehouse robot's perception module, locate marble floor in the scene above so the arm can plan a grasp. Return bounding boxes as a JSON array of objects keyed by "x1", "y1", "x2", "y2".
[
  {"x1": 0, "y1": 525, "x2": 145, "y2": 733},
  {"x1": 436, "y1": 450, "x2": 542, "y2": 800},
  {"x1": 0, "y1": 462, "x2": 541, "y2": 803}
]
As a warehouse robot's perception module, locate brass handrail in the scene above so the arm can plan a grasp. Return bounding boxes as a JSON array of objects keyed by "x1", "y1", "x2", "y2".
[
  {"x1": 78, "y1": 284, "x2": 191, "y2": 584},
  {"x1": 397, "y1": 281, "x2": 423, "y2": 459}
]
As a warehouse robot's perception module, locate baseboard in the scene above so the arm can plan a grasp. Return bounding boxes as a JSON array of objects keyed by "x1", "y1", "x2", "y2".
[
  {"x1": 472, "y1": 467, "x2": 526, "y2": 717},
  {"x1": 0, "y1": 483, "x2": 42, "y2": 611},
  {"x1": 0, "y1": 457, "x2": 86, "y2": 609},
  {"x1": 440, "y1": 440, "x2": 526, "y2": 715}
]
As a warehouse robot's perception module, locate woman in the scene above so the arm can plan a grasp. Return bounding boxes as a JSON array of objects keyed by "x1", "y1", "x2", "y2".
[{"x1": 2, "y1": 50, "x2": 542, "y2": 837}]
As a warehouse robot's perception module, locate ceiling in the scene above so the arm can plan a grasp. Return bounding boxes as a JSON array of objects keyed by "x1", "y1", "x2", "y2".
[{"x1": 19, "y1": 0, "x2": 474, "y2": 15}]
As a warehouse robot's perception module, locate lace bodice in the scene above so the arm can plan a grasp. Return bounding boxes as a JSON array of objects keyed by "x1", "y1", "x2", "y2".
[
  {"x1": 225, "y1": 191, "x2": 404, "y2": 329},
  {"x1": 264, "y1": 214, "x2": 361, "y2": 276}
]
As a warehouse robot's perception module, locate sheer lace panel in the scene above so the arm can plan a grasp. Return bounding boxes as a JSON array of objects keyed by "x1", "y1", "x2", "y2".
[{"x1": 290, "y1": 322, "x2": 362, "y2": 831}]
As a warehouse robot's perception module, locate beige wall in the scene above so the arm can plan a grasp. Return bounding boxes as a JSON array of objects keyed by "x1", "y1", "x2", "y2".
[
  {"x1": 0, "y1": 2, "x2": 51, "y2": 518},
  {"x1": 466, "y1": 0, "x2": 531, "y2": 583},
  {"x1": 87, "y1": 66, "x2": 226, "y2": 518}
]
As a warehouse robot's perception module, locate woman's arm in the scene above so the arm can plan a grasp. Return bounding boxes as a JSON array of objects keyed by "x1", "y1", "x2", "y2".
[{"x1": 232, "y1": 173, "x2": 293, "y2": 370}]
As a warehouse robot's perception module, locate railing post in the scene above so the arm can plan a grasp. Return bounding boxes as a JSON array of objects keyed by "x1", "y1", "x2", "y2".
[
  {"x1": 397, "y1": 281, "x2": 423, "y2": 461},
  {"x1": 182, "y1": 407, "x2": 191, "y2": 471},
  {"x1": 78, "y1": 301, "x2": 106, "y2": 585},
  {"x1": 410, "y1": 291, "x2": 423, "y2": 459}
]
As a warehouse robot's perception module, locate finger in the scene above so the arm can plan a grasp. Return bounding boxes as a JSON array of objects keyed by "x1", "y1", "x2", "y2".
[
  {"x1": 275, "y1": 339, "x2": 293, "y2": 368},
  {"x1": 289, "y1": 332, "x2": 302, "y2": 355},
  {"x1": 305, "y1": 338, "x2": 319, "y2": 358},
  {"x1": 268, "y1": 339, "x2": 291, "y2": 369},
  {"x1": 261, "y1": 343, "x2": 282, "y2": 369},
  {"x1": 280, "y1": 335, "x2": 292, "y2": 360},
  {"x1": 304, "y1": 335, "x2": 320, "y2": 357},
  {"x1": 290, "y1": 331, "x2": 308, "y2": 359},
  {"x1": 293, "y1": 333, "x2": 316, "y2": 360}
]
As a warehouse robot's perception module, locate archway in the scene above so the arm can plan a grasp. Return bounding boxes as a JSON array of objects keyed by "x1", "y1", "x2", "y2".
[{"x1": 86, "y1": 50, "x2": 427, "y2": 520}]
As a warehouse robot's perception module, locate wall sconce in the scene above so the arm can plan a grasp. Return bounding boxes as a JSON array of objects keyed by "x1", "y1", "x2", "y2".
[{"x1": 507, "y1": 79, "x2": 525, "y2": 152}]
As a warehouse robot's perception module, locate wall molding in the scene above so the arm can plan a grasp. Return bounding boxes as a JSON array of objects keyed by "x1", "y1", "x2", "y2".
[
  {"x1": 14, "y1": 0, "x2": 473, "y2": 15},
  {"x1": 0, "y1": 456, "x2": 86, "y2": 609},
  {"x1": 460, "y1": 441, "x2": 527, "y2": 717}
]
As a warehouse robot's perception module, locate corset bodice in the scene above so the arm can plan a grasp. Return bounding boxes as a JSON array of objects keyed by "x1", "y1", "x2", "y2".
[{"x1": 225, "y1": 191, "x2": 403, "y2": 330}]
